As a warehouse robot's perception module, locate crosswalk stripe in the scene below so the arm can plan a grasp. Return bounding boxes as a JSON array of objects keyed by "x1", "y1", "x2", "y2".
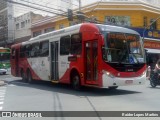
[
  {"x1": 0, "y1": 91, "x2": 5, "y2": 93},
  {"x1": 0, "y1": 102, "x2": 3, "y2": 105},
  {"x1": 0, "y1": 86, "x2": 6, "y2": 111}
]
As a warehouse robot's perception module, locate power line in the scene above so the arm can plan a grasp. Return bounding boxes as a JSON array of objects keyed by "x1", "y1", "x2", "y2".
[
  {"x1": 88, "y1": 0, "x2": 103, "y2": 17},
  {"x1": 12, "y1": 0, "x2": 67, "y2": 17},
  {"x1": 18, "y1": 0, "x2": 66, "y2": 13},
  {"x1": 61, "y1": 0, "x2": 79, "y2": 7},
  {"x1": 4, "y1": 0, "x2": 67, "y2": 17},
  {"x1": 31, "y1": 0, "x2": 70, "y2": 10}
]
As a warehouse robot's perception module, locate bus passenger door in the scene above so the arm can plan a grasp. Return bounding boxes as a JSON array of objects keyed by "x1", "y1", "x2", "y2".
[
  {"x1": 84, "y1": 40, "x2": 98, "y2": 85},
  {"x1": 51, "y1": 41, "x2": 59, "y2": 81}
]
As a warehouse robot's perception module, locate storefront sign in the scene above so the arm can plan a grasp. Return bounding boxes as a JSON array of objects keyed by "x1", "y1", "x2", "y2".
[
  {"x1": 105, "y1": 16, "x2": 130, "y2": 26},
  {"x1": 144, "y1": 41, "x2": 160, "y2": 49},
  {"x1": 131, "y1": 28, "x2": 160, "y2": 39}
]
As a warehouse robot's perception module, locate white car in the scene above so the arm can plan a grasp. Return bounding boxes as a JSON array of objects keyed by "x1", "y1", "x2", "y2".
[{"x1": 0, "y1": 69, "x2": 7, "y2": 75}]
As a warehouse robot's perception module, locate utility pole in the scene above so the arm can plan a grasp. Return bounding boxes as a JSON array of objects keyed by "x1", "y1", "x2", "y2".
[{"x1": 79, "y1": 0, "x2": 81, "y2": 12}]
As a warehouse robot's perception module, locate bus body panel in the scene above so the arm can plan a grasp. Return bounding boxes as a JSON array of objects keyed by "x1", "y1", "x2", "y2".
[
  {"x1": 10, "y1": 23, "x2": 146, "y2": 88},
  {"x1": 27, "y1": 57, "x2": 50, "y2": 81},
  {"x1": 102, "y1": 72, "x2": 146, "y2": 88}
]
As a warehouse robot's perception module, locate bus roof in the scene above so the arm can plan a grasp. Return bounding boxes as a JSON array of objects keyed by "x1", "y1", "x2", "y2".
[
  {"x1": 96, "y1": 24, "x2": 139, "y2": 35},
  {"x1": 24, "y1": 23, "x2": 140, "y2": 44}
]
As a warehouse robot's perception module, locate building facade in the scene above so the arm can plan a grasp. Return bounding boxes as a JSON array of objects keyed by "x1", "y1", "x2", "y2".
[
  {"x1": 14, "y1": 12, "x2": 44, "y2": 43},
  {"x1": 0, "y1": 0, "x2": 14, "y2": 47}
]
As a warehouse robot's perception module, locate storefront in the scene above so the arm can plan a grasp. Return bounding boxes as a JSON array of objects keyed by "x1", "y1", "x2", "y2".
[
  {"x1": 144, "y1": 41, "x2": 160, "y2": 69},
  {"x1": 130, "y1": 28, "x2": 160, "y2": 67}
]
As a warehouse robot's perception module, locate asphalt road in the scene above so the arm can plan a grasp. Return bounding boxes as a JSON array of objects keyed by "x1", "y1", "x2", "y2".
[{"x1": 1, "y1": 72, "x2": 160, "y2": 120}]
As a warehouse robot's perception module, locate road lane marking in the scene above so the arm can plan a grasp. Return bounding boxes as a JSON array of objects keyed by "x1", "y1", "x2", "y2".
[{"x1": 0, "y1": 86, "x2": 6, "y2": 111}]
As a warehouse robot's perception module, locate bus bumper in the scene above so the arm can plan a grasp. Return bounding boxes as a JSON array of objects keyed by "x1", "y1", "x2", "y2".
[{"x1": 102, "y1": 73, "x2": 146, "y2": 88}]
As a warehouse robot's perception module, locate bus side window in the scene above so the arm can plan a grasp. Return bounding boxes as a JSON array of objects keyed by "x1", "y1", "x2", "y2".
[
  {"x1": 71, "y1": 33, "x2": 82, "y2": 55},
  {"x1": 26, "y1": 44, "x2": 31, "y2": 58},
  {"x1": 31, "y1": 42, "x2": 40, "y2": 57},
  {"x1": 40, "y1": 40, "x2": 49, "y2": 57},
  {"x1": 60, "y1": 35, "x2": 70, "y2": 55},
  {"x1": 11, "y1": 48, "x2": 15, "y2": 59},
  {"x1": 20, "y1": 45, "x2": 26, "y2": 58}
]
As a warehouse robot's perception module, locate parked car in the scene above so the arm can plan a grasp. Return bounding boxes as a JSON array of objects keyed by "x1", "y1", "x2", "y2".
[{"x1": 0, "y1": 69, "x2": 7, "y2": 75}]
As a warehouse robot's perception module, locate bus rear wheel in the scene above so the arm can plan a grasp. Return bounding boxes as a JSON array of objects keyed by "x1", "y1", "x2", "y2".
[
  {"x1": 72, "y1": 74, "x2": 81, "y2": 90},
  {"x1": 27, "y1": 70, "x2": 33, "y2": 83},
  {"x1": 21, "y1": 70, "x2": 26, "y2": 82}
]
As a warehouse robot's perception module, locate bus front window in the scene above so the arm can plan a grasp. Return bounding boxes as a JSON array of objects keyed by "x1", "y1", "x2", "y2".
[{"x1": 102, "y1": 32, "x2": 144, "y2": 64}]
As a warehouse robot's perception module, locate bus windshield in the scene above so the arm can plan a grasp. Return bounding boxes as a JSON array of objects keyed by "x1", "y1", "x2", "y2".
[{"x1": 102, "y1": 32, "x2": 145, "y2": 64}]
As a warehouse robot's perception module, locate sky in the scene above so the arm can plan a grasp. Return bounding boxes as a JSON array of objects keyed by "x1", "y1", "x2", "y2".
[{"x1": 13, "y1": 0, "x2": 100, "y2": 17}]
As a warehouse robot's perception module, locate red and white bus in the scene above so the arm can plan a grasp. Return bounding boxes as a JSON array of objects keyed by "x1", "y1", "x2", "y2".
[{"x1": 11, "y1": 23, "x2": 146, "y2": 89}]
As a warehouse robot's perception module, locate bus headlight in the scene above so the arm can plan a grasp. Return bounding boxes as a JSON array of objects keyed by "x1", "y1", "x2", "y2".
[{"x1": 103, "y1": 70, "x2": 115, "y2": 78}]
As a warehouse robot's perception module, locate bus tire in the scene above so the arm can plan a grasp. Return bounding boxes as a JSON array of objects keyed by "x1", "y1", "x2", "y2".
[
  {"x1": 108, "y1": 86, "x2": 118, "y2": 90},
  {"x1": 27, "y1": 70, "x2": 33, "y2": 83},
  {"x1": 72, "y1": 73, "x2": 81, "y2": 90},
  {"x1": 21, "y1": 70, "x2": 26, "y2": 82}
]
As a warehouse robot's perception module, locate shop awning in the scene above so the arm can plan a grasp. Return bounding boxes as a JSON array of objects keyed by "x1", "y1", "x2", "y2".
[{"x1": 145, "y1": 48, "x2": 160, "y2": 54}]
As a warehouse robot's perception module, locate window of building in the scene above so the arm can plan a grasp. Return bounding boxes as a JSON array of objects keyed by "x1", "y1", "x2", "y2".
[
  {"x1": 16, "y1": 23, "x2": 19, "y2": 30},
  {"x1": 143, "y1": 16, "x2": 147, "y2": 27},
  {"x1": 33, "y1": 31, "x2": 41, "y2": 37},
  {"x1": 21, "y1": 21, "x2": 25, "y2": 28},
  {"x1": 150, "y1": 19, "x2": 157, "y2": 30},
  {"x1": 70, "y1": 33, "x2": 82, "y2": 55},
  {"x1": 44, "y1": 27, "x2": 55, "y2": 33},
  {"x1": 60, "y1": 36, "x2": 70, "y2": 55},
  {"x1": 59, "y1": 24, "x2": 64, "y2": 29},
  {"x1": 40, "y1": 40, "x2": 49, "y2": 57}
]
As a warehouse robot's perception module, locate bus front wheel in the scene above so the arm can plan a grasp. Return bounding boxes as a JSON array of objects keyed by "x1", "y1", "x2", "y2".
[
  {"x1": 72, "y1": 74, "x2": 81, "y2": 90},
  {"x1": 108, "y1": 86, "x2": 118, "y2": 90}
]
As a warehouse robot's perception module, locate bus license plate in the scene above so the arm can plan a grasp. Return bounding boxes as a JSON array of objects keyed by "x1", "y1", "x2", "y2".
[{"x1": 125, "y1": 80, "x2": 133, "y2": 84}]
